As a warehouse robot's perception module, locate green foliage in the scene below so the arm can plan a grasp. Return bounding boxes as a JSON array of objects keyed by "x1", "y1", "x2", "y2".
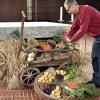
[
  {"x1": 11, "y1": 29, "x2": 21, "y2": 39},
  {"x1": 80, "y1": 84, "x2": 100, "y2": 98},
  {"x1": 61, "y1": 44, "x2": 69, "y2": 49},
  {"x1": 64, "y1": 83, "x2": 100, "y2": 99},
  {"x1": 63, "y1": 27, "x2": 68, "y2": 35},
  {"x1": 27, "y1": 37, "x2": 39, "y2": 47},
  {"x1": 64, "y1": 66, "x2": 79, "y2": 80},
  {"x1": 64, "y1": 85, "x2": 85, "y2": 98},
  {"x1": 53, "y1": 35, "x2": 62, "y2": 44}
]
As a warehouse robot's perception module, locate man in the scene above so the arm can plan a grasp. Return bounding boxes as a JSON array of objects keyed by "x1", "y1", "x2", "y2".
[{"x1": 57, "y1": 0, "x2": 100, "y2": 87}]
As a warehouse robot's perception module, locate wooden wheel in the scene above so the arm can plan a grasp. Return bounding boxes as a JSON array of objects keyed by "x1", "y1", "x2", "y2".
[
  {"x1": 20, "y1": 67, "x2": 40, "y2": 86},
  {"x1": 0, "y1": 51, "x2": 6, "y2": 70},
  {"x1": 0, "y1": 51, "x2": 6, "y2": 80}
]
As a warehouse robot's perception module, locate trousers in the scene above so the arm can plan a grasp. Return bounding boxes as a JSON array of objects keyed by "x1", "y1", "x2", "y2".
[{"x1": 92, "y1": 36, "x2": 100, "y2": 84}]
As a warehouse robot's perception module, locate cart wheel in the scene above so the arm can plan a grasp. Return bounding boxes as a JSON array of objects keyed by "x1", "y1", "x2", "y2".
[
  {"x1": 20, "y1": 67, "x2": 40, "y2": 86},
  {"x1": 0, "y1": 51, "x2": 6, "y2": 80},
  {"x1": 0, "y1": 51, "x2": 6, "y2": 69}
]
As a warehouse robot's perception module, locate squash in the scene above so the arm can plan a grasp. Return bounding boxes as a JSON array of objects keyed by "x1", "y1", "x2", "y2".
[{"x1": 42, "y1": 43, "x2": 52, "y2": 51}]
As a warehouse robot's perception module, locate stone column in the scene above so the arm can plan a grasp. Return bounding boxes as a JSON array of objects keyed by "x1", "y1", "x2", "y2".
[
  {"x1": 35, "y1": 0, "x2": 38, "y2": 21},
  {"x1": 27, "y1": 0, "x2": 32, "y2": 21}
]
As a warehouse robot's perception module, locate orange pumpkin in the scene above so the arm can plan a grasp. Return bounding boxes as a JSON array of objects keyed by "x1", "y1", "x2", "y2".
[{"x1": 42, "y1": 43, "x2": 52, "y2": 51}]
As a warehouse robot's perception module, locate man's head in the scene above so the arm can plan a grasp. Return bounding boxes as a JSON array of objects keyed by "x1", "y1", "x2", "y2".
[{"x1": 64, "y1": 0, "x2": 79, "y2": 14}]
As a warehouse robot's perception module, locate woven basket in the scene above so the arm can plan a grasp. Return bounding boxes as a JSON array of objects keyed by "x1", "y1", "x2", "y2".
[{"x1": 34, "y1": 72, "x2": 75, "y2": 100}]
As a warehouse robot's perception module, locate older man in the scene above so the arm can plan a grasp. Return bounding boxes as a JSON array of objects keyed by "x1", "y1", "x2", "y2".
[{"x1": 57, "y1": 0, "x2": 100, "y2": 87}]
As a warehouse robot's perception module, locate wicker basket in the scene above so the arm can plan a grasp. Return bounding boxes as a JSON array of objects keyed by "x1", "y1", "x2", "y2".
[{"x1": 34, "y1": 72, "x2": 75, "y2": 100}]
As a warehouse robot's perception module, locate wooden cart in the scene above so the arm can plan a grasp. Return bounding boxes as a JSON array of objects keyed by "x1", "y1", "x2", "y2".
[{"x1": 19, "y1": 46, "x2": 78, "y2": 86}]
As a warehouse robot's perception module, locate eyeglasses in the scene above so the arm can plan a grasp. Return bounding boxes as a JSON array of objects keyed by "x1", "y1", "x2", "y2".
[{"x1": 66, "y1": 5, "x2": 71, "y2": 12}]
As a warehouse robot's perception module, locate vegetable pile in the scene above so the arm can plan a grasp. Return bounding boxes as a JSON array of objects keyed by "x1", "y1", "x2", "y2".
[{"x1": 36, "y1": 67, "x2": 100, "y2": 99}]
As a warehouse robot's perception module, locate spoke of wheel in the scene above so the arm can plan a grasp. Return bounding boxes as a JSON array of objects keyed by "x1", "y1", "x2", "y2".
[
  {"x1": 23, "y1": 77, "x2": 28, "y2": 82},
  {"x1": 30, "y1": 70, "x2": 33, "y2": 75},
  {"x1": 27, "y1": 79, "x2": 30, "y2": 84},
  {"x1": 30, "y1": 78, "x2": 33, "y2": 82},
  {"x1": 31, "y1": 79, "x2": 34, "y2": 83},
  {"x1": 26, "y1": 70, "x2": 31, "y2": 75},
  {"x1": 32, "y1": 72, "x2": 38, "y2": 76},
  {"x1": 22, "y1": 74, "x2": 28, "y2": 77},
  {"x1": 32, "y1": 76, "x2": 35, "y2": 79},
  {"x1": 32, "y1": 74, "x2": 37, "y2": 79}
]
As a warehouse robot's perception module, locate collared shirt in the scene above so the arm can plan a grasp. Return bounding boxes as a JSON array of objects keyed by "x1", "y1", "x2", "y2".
[{"x1": 64, "y1": 5, "x2": 100, "y2": 42}]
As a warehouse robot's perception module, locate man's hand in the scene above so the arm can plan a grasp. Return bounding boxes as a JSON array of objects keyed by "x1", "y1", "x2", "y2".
[
  {"x1": 56, "y1": 36, "x2": 72, "y2": 49},
  {"x1": 63, "y1": 36, "x2": 71, "y2": 43},
  {"x1": 56, "y1": 42, "x2": 64, "y2": 49}
]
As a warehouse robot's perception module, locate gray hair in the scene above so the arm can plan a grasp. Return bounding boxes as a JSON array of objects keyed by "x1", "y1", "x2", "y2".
[{"x1": 64, "y1": 0, "x2": 78, "y2": 5}]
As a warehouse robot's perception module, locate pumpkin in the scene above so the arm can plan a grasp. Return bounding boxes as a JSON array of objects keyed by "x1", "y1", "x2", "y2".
[{"x1": 42, "y1": 43, "x2": 52, "y2": 51}]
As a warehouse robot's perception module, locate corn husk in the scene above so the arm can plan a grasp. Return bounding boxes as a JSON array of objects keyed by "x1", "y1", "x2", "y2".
[
  {"x1": 4, "y1": 37, "x2": 26, "y2": 89},
  {"x1": 70, "y1": 47, "x2": 93, "y2": 84},
  {"x1": 7, "y1": 74, "x2": 23, "y2": 90}
]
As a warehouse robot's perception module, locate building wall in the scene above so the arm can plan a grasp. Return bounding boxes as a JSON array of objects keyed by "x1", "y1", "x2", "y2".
[
  {"x1": 0, "y1": 0, "x2": 26, "y2": 22},
  {"x1": 77, "y1": 0, "x2": 100, "y2": 11},
  {"x1": 0, "y1": 0, "x2": 99, "y2": 22},
  {"x1": 32, "y1": 0, "x2": 65, "y2": 21}
]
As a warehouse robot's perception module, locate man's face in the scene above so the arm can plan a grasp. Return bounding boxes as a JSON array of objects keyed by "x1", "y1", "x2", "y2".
[{"x1": 64, "y1": 4, "x2": 77, "y2": 14}]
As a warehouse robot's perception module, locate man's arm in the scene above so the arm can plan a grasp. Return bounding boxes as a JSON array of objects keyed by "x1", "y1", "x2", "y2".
[
  {"x1": 71, "y1": 10, "x2": 91, "y2": 42},
  {"x1": 63, "y1": 16, "x2": 79, "y2": 43}
]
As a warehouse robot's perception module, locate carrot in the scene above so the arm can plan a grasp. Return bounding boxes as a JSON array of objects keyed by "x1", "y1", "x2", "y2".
[{"x1": 67, "y1": 82, "x2": 77, "y2": 89}]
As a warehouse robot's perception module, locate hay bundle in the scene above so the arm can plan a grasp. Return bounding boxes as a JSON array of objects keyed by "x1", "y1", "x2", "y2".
[
  {"x1": 0, "y1": 41, "x2": 8, "y2": 83},
  {"x1": 7, "y1": 74, "x2": 23, "y2": 90},
  {"x1": 78, "y1": 50, "x2": 93, "y2": 83},
  {"x1": 5, "y1": 37, "x2": 25, "y2": 90},
  {"x1": 69, "y1": 49, "x2": 93, "y2": 84},
  {"x1": 69, "y1": 50, "x2": 81, "y2": 66},
  {"x1": 69, "y1": 47, "x2": 91, "y2": 66}
]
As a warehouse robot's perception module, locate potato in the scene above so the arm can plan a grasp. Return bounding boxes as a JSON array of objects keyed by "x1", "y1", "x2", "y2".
[
  {"x1": 27, "y1": 57, "x2": 33, "y2": 62},
  {"x1": 48, "y1": 78, "x2": 52, "y2": 82},
  {"x1": 56, "y1": 70, "x2": 60, "y2": 74},
  {"x1": 55, "y1": 86, "x2": 60, "y2": 91},
  {"x1": 44, "y1": 72, "x2": 49, "y2": 76},
  {"x1": 54, "y1": 92, "x2": 60, "y2": 96}
]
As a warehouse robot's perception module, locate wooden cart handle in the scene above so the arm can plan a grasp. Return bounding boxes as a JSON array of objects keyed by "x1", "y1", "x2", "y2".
[{"x1": 17, "y1": 11, "x2": 26, "y2": 58}]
